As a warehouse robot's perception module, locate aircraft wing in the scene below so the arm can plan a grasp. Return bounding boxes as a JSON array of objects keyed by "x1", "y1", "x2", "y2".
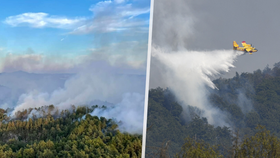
[{"x1": 246, "y1": 47, "x2": 258, "y2": 52}]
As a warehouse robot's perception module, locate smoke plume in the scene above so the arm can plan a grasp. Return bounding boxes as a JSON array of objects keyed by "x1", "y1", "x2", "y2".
[
  {"x1": 149, "y1": 0, "x2": 253, "y2": 127},
  {"x1": 151, "y1": 46, "x2": 244, "y2": 126},
  {"x1": 10, "y1": 69, "x2": 146, "y2": 134},
  {"x1": 90, "y1": 92, "x2": 144, "y2": 134}
]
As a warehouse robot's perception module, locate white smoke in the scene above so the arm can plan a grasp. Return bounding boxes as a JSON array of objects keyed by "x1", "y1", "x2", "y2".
[
  {"x1": 236, "y1": 90, "x2": 253, "y2": 114},
  {"x1": 149, "y1": 0, "x2": 256, "y2": 128},
  {"x1": 10, "y1": 71, "x2": 145, "y2": 134},
  {"x1": 152, "y1": 46, "x2": 244, "y2": 126},
  {"x1": 90, "y1": 92, "x2": 144, "y2": 134}
]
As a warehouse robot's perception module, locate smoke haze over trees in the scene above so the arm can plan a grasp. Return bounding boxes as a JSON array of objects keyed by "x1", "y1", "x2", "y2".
[{"x1": 146, "y1": 61, "x2": 280, "y2": 157}]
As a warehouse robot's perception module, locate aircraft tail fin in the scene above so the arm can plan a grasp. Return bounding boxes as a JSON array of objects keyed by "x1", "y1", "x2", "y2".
[
  {"x1": 241, "y1": 41, "x2": 247, "y2": 47},
  {"x1": 233, "y1": 41, "x2": 239, "y2": 50}
]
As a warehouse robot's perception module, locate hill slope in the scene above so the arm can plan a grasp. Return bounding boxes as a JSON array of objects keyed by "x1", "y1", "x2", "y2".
[{"x1": 146, "y1": 62, "x2": 280, "y2": 157}]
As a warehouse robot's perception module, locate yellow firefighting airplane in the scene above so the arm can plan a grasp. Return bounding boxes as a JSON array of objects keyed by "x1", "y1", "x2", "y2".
[{"x1": 233, "y1": 41, "x2": 258, "y2": 54}]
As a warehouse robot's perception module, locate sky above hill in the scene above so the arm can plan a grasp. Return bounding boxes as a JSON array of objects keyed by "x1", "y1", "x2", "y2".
[{"x1": 0, "y1": 0, "x2": 150, "y2": 74}]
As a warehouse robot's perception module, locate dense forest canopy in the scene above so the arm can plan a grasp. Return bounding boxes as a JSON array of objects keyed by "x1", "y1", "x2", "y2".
[
  {"x1": 146, "y1": 62, "x2": 280, "y2": 157},
  {"x1": 0, "y1": 105, "x2": 142, "y2": 158}
]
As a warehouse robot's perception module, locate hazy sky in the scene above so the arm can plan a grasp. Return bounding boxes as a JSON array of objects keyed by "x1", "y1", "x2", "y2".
[
  {"x1": 0, "y1": 0, "x2": 151, "y2": 134},
  {"x1": 0, "y1": 0, "x2": 150, "y2": 74},
  {"x1": 151, "y1": 0, "x2": 280, "y2": 79}
]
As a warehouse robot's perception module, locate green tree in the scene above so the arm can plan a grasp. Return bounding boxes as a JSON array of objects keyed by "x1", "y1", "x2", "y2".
[
  {"x1": 175, "y1": 137, "x2": 222, "y2": 158},
  {"x1": 235, "y1": 126, "x2": 280, "y2": 158}
]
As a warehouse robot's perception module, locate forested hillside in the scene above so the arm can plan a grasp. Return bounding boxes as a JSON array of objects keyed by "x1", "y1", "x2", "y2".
[
  {"x1": 146, "y1": 62, "x2": 280, "y2": 157},
  {"x1": 211, "y1": 62, "x2": 280, "y2": 137},
  {"x1": 145, "y1": 88, "x2": 231, "y2": 157},
  {"x1": 0, "y1": 105, "x2": 142, "y2": 157}
]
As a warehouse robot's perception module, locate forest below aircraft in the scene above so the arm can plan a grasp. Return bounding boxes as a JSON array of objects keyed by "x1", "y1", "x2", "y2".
[{"x1": 146, "y1": 61, "x2": 280, "y2": 157}]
